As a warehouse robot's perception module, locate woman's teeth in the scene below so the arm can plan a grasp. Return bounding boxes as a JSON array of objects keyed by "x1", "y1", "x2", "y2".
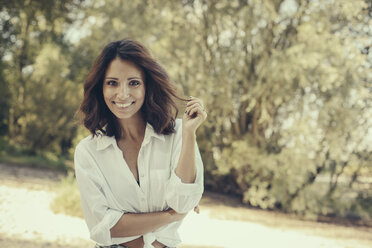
[{"x1": 115, "y1": 102, "x2": 133, "y2": 108}]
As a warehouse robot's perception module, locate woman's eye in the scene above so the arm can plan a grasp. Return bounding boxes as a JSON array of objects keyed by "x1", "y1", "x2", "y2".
[
  {"x1": 106, "y1": 80, "x2": 117, "y2": 86},
  {"x1": 129, "y1": 80, "x2": 140, "y2": 86}
]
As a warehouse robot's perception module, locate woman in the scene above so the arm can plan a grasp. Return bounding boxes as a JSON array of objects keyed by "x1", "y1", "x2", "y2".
[{"x1": 74, "y1": 38, "x2": 206, "y2": 248}]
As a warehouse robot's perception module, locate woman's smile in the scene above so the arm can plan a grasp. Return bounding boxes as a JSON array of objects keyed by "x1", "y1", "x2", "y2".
[{"x1": 113, "y1": 101, "x2": 135, "y2": 109}]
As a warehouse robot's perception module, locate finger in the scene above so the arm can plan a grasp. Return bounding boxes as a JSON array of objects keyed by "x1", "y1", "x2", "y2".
[
  {"x1": 189, "y1": 106, "x2": 206, "y2": 118},
  {"x1": 186, "y1": 102, "x2": 202, "y2": 111},
  {"x1": 186, "y1": 102, "x2": 203, "y2": 112},
  {"x1": 185, "y1": 103, "x2": 200, "y2": 114},
  {"x1": 186, "y1": 98, "x2": 203, "y2": 106},
  {"x1": 194, "y1": 205, "x2": 200, "y2": 214},
  {"x1": 188, "y1": 104, "x2": 207, "y2": 117},
  {"x1": 194, "y1": 205, "x2": 200, "y2": 213},
  {"x1": 186, "y1": 104, "x2": 203, "y2": 116},
  {"x1": 186, "y1": 101, "x2": 201, "y2": 108}
]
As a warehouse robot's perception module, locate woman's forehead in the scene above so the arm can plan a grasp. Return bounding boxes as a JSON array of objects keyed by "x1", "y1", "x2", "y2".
[{"x1": 105, "y1": 58, "x2": 144, "y2": 80}]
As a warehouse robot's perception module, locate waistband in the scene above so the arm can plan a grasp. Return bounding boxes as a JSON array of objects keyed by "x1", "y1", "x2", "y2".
[
  {"x1": 95, "y1": 244, "x2": 175, "y2": 248},
  {"x1": 95, "y1": 245, "x2": 129, "y2": 248}
]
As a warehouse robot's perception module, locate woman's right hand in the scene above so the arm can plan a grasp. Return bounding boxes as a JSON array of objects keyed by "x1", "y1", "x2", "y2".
[
  {"x1": 183, "y1": 96, "x2": 207, "y2": 135},
  {"x1": 166, "y1": 205, "x2": 200, "y2": 222},
  {"x1": 193, "y1": 205, "x2": 200, "y2": 214}
]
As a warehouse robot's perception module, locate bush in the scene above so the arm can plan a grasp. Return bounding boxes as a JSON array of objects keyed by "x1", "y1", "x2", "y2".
[
  {"x1": 0, "y1": 136, "x2": 68, "y2": 171},
  {"x1": 211, "y1": 135, "x2": 372, "y2": 223},
  {"x1": 50, "y1": 172, "x2": 83, "y2": 218}
]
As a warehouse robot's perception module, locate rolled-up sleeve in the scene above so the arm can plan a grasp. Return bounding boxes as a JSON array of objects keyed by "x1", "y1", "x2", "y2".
[
  {"x1": 165, "y1": 124, "x2": 204, "y2": 213},
  {"x1": 74, "y1": 145, "x2": 124, "y2": 245}
]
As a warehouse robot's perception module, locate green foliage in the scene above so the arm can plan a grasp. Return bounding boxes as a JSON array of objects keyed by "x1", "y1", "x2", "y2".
[
  {"x1": 21, "y1": 43, "x2": 79, "y2": 153},
  {"x1": 0, "y1": 136, "x2": 68, "y2": 171},
  {"x1": 0, "y1": 0, "x2": 371, "y2": 222},
  {"x1": 168, "y1": 0, "x2": 372, "y2": 221},
  {"x1": 0, "y1": 62, "x2": 10, "y2": 135},
  {"x1": 353, "y1": 191, "x2": 372, "y2": 220},
  {"x1": 50, "y1": 172, "x2": 83, "y2": 218},
  {"x1": 0, "y1": 0, "x2": 84, "y2": 154}
]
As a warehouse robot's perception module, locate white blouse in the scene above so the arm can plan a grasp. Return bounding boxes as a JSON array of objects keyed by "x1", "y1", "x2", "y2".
[{"x1": 74, "y1": 119, "x2": 204, "y2": 248}]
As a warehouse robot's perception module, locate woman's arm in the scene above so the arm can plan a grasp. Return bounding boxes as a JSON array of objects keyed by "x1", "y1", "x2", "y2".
[
  {"x1": 175, "y1": 131, "x2": 197, "y2": 183},
  {"x1": 175, "y1": 97, "x2": 207, "y2": 183},
  {"x1": 110, "y1": 209, "x2": 186, "y2": 237},
  {"x1": 163, "y1": 97, "x2": 206, "y2": 214}
]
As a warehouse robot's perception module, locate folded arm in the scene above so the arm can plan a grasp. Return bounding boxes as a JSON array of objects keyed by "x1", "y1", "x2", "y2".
[
  {"x1": 75, "y1": 145, "x2": 188, "y2": 245},
  {"x1": 110, "y1": 209, "x2": 186, "y2": 237}
]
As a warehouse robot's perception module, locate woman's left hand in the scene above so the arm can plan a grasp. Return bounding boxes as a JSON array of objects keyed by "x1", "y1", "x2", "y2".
[{"x1": 183, "y1": 96, "x2": 207, "y2": 134}]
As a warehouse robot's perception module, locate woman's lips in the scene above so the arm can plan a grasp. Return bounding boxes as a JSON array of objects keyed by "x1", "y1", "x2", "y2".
[{"x1": 113, "y1": 101, "x2": 135, "y2": 108}]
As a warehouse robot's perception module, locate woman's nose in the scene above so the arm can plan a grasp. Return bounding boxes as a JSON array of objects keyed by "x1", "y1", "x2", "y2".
[{"x1": 117, "y1": 84, "x2": 130, "y2": 98}]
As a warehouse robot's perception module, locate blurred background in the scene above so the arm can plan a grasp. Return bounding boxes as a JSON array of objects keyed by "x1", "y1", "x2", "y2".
[{"x1": 0, "y1": 0, "x2": 371, "y2": 247}]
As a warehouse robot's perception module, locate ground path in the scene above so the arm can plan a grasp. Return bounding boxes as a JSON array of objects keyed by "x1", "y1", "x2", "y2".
[{"x1": 0, "y1": 163, "x2": 371, "y2": 248}]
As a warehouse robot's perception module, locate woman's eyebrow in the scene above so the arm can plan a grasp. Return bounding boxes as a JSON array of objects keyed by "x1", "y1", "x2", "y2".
[
  {"x1": 128, "y1": 77, "x2": 142, "y2": 80},
  {"x1": 104, "y1": 76, "x2": 142, "y2": 80}
]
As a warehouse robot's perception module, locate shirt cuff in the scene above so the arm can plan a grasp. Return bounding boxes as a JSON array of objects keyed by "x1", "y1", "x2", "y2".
[
  {"x1": 165, "y1": 170, "x2": 204, "y2": 213},
  {"x1": 91, "y1": 208, "x2": 123, "y2": 246},
  {"x1": 167, "y1": 171, "x2": 204, "y2": 196}
]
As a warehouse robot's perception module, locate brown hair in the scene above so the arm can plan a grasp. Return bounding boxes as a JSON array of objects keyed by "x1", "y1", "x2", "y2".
[{"x1": 79, "y1": 38, "x2": 183, "y2": 138}]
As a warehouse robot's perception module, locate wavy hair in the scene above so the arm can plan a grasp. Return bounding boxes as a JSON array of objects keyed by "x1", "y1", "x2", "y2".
[{"x1": 78, "y1": 38, "x2": 183, "y2": 138}]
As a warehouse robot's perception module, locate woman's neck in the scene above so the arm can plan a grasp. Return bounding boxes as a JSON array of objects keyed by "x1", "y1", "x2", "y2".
[{"x1": 117, "y1": 116, "x2": 146, "y2": 142}]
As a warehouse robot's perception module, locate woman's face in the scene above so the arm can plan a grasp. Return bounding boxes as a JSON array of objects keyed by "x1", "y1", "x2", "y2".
[{"x1": 103, "y1": 58, "x2": 146, "y2": 121}]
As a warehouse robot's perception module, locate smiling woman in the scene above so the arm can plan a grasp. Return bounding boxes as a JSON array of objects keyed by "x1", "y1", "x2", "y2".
[
  {"x1": 103, "y1": 59, "x2": 146, "y2": 121},
  {"x1": 75, "y1": 39, "x2": 207, "y2": 248}
]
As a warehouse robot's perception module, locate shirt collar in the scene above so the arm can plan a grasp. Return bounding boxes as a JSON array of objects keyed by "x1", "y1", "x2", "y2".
[
  {"x1": 143, "y1": 123, "x2": 165, "y2": 145},
  {"x1": 95, "y1": 123, "x2": 165, "y2": 151},
  {"x1": 96, "y1": 133, "x2": 116, "y2": 151}
]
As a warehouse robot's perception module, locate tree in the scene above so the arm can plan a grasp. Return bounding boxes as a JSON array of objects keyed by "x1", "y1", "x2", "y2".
[
  {"x1": 0, "y1": 0, "x2": 85, "y2": 153},
  {"x1": 155, "y1": 0, "x2": 372, "y2": 219}
]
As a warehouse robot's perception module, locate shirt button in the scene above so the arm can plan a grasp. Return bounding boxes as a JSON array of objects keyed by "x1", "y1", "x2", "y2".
[{"x1": 140, "y1": 173, "x2": 145, "y2": 178}]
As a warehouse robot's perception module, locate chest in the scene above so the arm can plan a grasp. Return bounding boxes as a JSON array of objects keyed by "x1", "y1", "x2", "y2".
[
  {"x1": 122, "y1": 144, "x2": 140, "y2": 165},
  {"x1": 117, "y1": 140, "x2": 141, "y2": 179},
  {"x1": 95, "y1": 136, "x2": 174, "y2": 211}
]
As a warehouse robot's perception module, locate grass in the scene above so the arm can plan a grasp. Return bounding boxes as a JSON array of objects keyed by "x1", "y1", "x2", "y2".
[
  {"x1": 0, "y1": 152, "x2": 68, "y2": 171},
  {"x1": 0, "y1": 136, "x2": 69, "y2": 172},
  {"x1": 50, "y1": 172, "x2": 84, "y2": 218}
]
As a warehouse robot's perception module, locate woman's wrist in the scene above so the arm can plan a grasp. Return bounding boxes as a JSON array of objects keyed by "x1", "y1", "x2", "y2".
[{"x1": 182, "y1": 129, "x2": 196, "y2": 140}]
